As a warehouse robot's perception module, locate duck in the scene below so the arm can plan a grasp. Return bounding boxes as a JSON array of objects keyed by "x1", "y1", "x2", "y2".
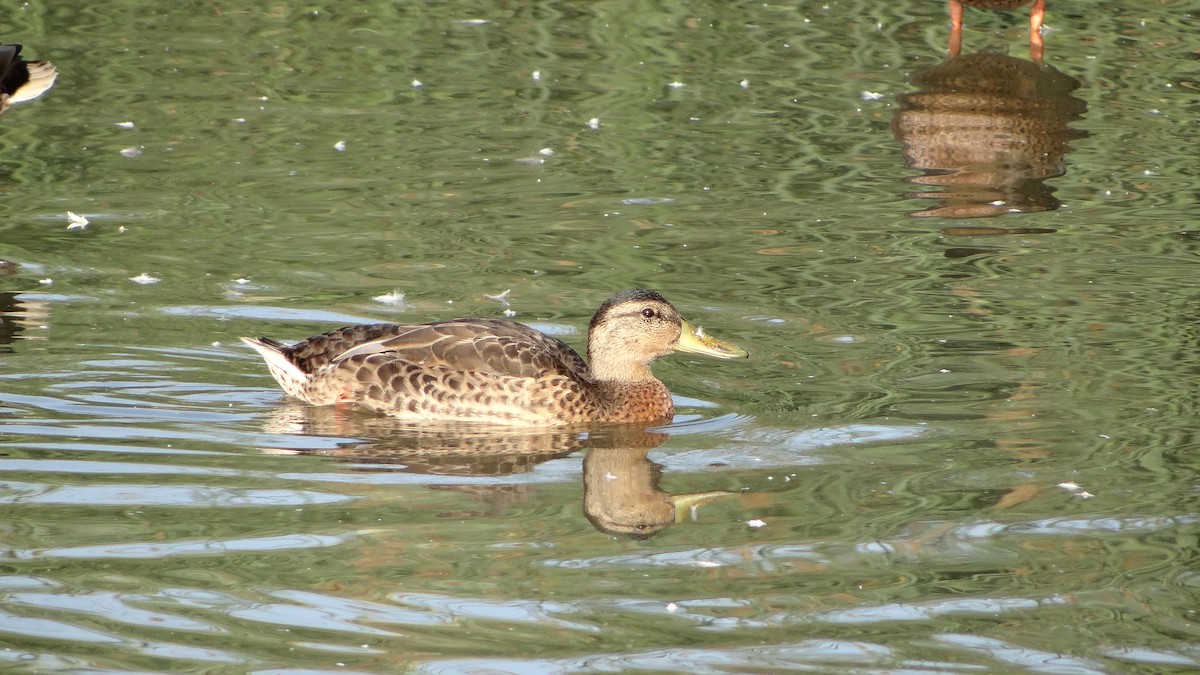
[
  {"x1": 948, "y1": 0, "x2": 1046, "y2": 60},
  {"x1": 0, "y1": 44, "x2": 57, "y2": 115},
  {"x1": 241, "y1": 289, "x2": 748, "y2": 427}
]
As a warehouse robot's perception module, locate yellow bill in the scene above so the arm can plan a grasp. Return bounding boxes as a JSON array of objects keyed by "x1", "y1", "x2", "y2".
[
  {"x1": 672, "y1": 490, "x2": 736, "y2": 523},
  {"x1": 674, "y1": 319, "x2": 749, "y2": 359}
]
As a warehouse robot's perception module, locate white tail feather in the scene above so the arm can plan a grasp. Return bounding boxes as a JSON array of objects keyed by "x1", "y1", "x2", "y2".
[{"x1": 10, "y1": 60, "x2": 57, "y2": 103}]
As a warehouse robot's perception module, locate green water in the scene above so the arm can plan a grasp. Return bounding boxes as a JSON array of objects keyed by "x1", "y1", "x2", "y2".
[{"x1": 1, "y1": 0, "x2": 1198, "y2": 672}]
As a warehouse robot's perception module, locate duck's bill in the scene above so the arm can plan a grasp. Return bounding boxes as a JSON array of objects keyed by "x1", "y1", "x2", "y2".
[
  {"x1": 672, "y1": 490, "x2": 735, "y2": 523},
  {"x1": 675, "y1": 319, "x2": 749, "y2": 359}
]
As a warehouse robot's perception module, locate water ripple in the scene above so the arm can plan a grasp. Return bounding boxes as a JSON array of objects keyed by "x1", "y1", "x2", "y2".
[
  {"x1": 2, "y1": 533, "x2": 354, "y2": 561},
  {"x1": 935, "y1": 633, "x2": 1109, "y2": 674},
  {"x1": 6, "y1": 590, "x2": 221, "y2": 632},
  {"x1": 389, "y1": 592, "x2": 598, "y2": 633},
  {"x1": 415, "y1": 640, "x2": 903, "y2": 674},
  {"x1": 0, "y1": 482, "x2": 355, "y2": 507},
  {"x1": 0, "y1": 458, "x2": 242, "y2": 476}
]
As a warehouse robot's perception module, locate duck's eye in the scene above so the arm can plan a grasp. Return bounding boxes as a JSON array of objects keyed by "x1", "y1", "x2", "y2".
[{"x1": 641, "y1": 307, "x2": 656, "y2": 319}]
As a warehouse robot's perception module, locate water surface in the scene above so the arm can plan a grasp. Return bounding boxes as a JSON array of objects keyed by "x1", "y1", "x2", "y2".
[{"x1": 1, "y1": 0, "x2": 1198, "y2": 672}]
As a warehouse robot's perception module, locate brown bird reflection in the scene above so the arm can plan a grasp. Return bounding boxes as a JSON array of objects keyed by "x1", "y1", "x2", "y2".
[
  {"x1": 258, "y1": 403, "x2": 581, "y2": 476},
  {"x1": 892, "y1": 52, "x2": 1087, "y2": 223},
  {"x1": 0, "y1": 44, "x2": 57, "y2": 115},
  {"x1": 0, "y1": 286, "x2": 52, "y2": 352},
  {"x1": 0, "y1": 257, "x2": 51, "y2": 348},
  {"x1": 583, "y1": 429, "x2": 732, "y2": 540},
  {"x1": 258, "y1": 405, "x2": 732, "y2": 538}
]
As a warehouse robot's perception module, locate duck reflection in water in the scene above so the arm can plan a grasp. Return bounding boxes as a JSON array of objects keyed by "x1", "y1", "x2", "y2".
[
  {"x1": 259, "y1": 405, "x2": 732, "y2": 539},
  {"x1": 0, "y1": 261, "x2": 52, "y2": 352},
  {"x1": 259, "y1": 403, "x2": 582, "y2": 476},
  {"x1": 0, "y1": 291, "x2": 27, "y2": 351},
  {"x1": 893, "y1": 4, "x2": 1086, "y2": 228},
  {"x1": 583, "y1": 433, "x2": 732, "y2": 540}
]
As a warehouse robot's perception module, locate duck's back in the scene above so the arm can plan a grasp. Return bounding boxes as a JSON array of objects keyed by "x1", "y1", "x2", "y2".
[
  {"x1": 250, "y1": 319, "x2": 610, "y2": 426},
  {"x1": 286, "y1": 319, "x2": 590, "y2": 379}
]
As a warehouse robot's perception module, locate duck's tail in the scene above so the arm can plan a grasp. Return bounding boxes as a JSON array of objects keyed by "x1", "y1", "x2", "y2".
[
  {"x1": 0, "y1": 44, "x2": 57, "y2": 112},
  {"x1": 9, "y1": 58, "x2": 57, "y2": 104},
  {"x1": 240, "y1": 337, "x2": 310, "y2": 399}
]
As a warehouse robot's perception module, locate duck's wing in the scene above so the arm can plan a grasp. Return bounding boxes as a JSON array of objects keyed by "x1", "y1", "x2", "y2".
[{"x1": 291, "y1": 319, "x2": 589, "y2": 380}]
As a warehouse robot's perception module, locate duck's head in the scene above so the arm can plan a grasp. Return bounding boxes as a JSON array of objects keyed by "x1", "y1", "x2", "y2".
[{"x1": 586, "y1": 289, "x2": 748, "y2": 382}]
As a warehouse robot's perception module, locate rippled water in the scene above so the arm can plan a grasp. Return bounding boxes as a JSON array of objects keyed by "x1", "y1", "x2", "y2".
[{"x1": 2, "y1": 0, "x2": 1198, "y2": 672}]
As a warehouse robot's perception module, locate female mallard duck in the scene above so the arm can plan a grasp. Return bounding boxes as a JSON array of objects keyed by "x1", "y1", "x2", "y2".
[{"x1": 241, "y1": 289, "x2": 748, "y2": 426}]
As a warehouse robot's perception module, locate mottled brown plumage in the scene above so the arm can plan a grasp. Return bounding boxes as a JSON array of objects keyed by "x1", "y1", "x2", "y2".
[{"x1": 241, "y1": 289, "x2": 747, "y2": 427}]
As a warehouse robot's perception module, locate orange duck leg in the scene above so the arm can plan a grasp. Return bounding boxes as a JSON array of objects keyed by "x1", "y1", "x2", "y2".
[{"x1": 949, "y1": 0, "x2": 1046, "y2": 61}]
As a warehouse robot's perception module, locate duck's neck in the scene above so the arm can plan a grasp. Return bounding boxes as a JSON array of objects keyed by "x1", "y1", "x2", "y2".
[
  {"x1": 594, "y1": 380, "x2": 674, "y2": 424},
  {"x1": 587, "y1": 339, "x2": 661, "y2": 382},
  {"x1": 587, "y1": 347, "x2": 673, "y2": 423},
  {"x1": 588, "y1": 359, "x2": 654, "y2": 383}
]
